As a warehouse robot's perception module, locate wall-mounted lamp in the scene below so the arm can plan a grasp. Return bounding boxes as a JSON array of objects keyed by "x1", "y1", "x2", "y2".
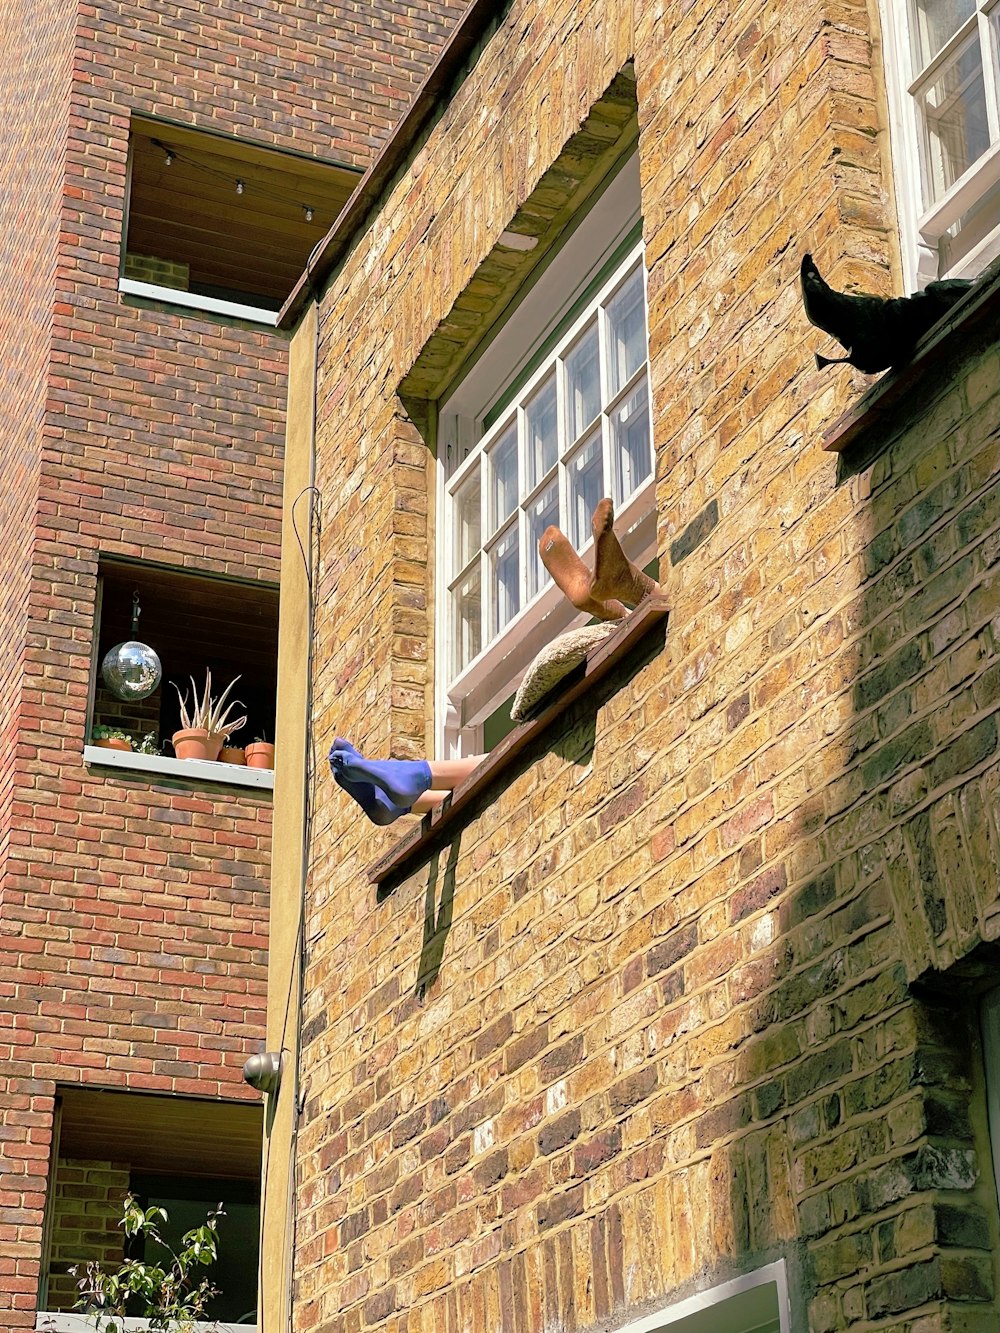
[{"x1": 244, "y1": 1051, "x2": 283, "y2": 1095}]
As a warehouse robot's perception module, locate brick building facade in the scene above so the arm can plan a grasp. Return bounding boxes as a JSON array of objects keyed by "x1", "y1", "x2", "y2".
[
  {"x1": 267, "y1": 0, "x2": 1000, "y2": 1329},
  {"x1": 0, "y1": 0, "x2": 467, "y2": 1326}
]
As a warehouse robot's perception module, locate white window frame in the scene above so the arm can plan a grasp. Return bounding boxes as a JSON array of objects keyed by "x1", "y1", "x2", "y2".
[
  {"x1": 614, "y1": 1260, "x2": 791, "y2": 1333},
  {"x1": 880, "y1": 0, "x2": 1000, "y2": 285},
  {"x1": 37, "y1": 1318, "x2": 255, "y2": 1332},
  {"x1": 435, "y1": 156, "x2": 656, "y2": 758}
]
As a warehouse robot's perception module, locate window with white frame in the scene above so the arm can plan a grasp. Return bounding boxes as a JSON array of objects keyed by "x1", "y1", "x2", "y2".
[
  {"x1": 612, "y1": 1260, "x2": 791, "y2": 1333},
  {"x1": 881, "y1": 0, "x2": 1000, "y2": 284},
  {"x1": 436, "y1": 155, "x2": 655, "y2": 757}
]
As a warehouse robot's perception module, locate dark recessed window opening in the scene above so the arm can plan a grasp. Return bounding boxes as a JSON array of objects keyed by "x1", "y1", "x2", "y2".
[
  {"x1": 43, "y1": 1088, "x2": 263, "y2": 1320},
  {"x1": 128, "y1": 1173, "x2": 260, "y2": 1324},
  {"x1": 92, "y1": 559, "x2": 279, "y2": 758},
  {"x1": 123, "y1": 117, "x2": 359, "y2": 311}
]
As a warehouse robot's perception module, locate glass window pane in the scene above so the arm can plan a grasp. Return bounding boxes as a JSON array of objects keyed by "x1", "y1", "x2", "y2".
[
  {"x1": 489, "y1": 423, "x2": 518, "y2": 532},
  {"x1": 606, "y1": 265, "x2": 647, "y2": 395},
  {"x1": 489, "y1": 525, "x2": 520, "y2": 637},
  {"x1": 526, "y1": 480, "x2": 559, "y2": 599},
  {"x1": 610, "y1": 375, "x2": 651, "y2": 507},
  {"x1": 566, "y1": 431, "x2": 603, "y2": 550},
  {"x1": 453, "y1": 566, "x2": 481, "y2": 675},
  {"x1": 916, "y1": 35, "x2": 990, "y2": 205},
  {"x1": 564, "y1": 323, "x2": 601, "y2": 443},
  {"x1": 909, "y1": 0, "x2": 976, "y2": 68},
  {"x1": 525, "y1": 374, "x2": 558, "y2": 490},
  {"x1": 451, "y1": 471, "x2": 480, "y2": 575}
]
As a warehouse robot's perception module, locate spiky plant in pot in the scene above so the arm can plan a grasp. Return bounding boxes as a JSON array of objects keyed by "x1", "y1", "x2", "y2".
[{"x1": 171, "y1": 670, "x2": 247, "y2": 761}]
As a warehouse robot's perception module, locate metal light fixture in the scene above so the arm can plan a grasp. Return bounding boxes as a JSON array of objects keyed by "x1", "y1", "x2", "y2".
[
  {"x1": 243, "y1": 1051, "x2": 283, "y2": 1095},
  {"x1": 100, "y1": 589, "x2": 162, "y2": 702}
]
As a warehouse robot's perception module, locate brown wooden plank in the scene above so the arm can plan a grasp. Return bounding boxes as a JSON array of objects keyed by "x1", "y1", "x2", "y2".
[
  {"x1": 823, "y1": 268, "x2": 1000, "y2": 452},
  {"x1": 367, "y1": 596, "x2": 669, "y2": 885},
  {"x1": 58, "y1": 1086, "x2": 263, "y2": 1179},
  {"x1": 131, "y1": 116, "x2": 362, "y2": 184}
]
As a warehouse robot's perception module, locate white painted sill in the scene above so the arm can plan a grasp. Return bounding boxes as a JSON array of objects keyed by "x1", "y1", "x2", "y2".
[
  {"x1": 118, "y1": 277, "x2": 280, "y2": 327},
  {"x1": 83, "y1": 745, "x2": 274, "y2": 791},
  {"x1": 37, "y1": 1318, "x2": 255, "y2": 1332}
]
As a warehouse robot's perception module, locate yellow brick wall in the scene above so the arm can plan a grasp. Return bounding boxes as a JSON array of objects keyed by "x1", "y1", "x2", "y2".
[
  {"x1": 287, "y1": 0, "x2": 1000, "y2": 1328},
  {"x1": 44, "y1": 1159, "x2": 129, "y2": 1310}
]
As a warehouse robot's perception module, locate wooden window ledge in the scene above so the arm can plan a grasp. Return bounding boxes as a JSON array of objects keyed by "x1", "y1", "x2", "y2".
[
  {"x1": 823, "y1": 258, "x2": 1000, "y2": 453},
  {"x1": 367, "y1": 595, "x2": 669, "y2": 886}
]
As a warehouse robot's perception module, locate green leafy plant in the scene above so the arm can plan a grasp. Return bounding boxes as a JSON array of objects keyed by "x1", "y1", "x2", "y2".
[
  {"x1": 92, "y1": 726, "x2": 133, "y2": 744},
  {"x1": 171, "y1": 669, "x2": 246, "y2": 742},
  {"x1": 71, "y1": 1194, "x2": 224, "y2": 1332},
  {"x1": 135, "y1": 732, "x2": 161, "y2": 755}
]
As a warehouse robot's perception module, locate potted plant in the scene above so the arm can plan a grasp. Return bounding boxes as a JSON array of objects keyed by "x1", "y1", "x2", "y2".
[
  {"x1": 245, "y1": 734, "x2": 275, "y2": 769},
  {"x1": 135, "y1": 732, "x2": 161, "y2": 755},
  {"x1": 91, "y1": 725, "x2": 133, "y2": 752},
  {"x1": 220, "y1": 743, "x2": 246, "y2": 766},
  {"x1": 171, "y1": 670, "x2": 246, "y2": 762},
  {"x1": 69, "y1": 1193, "x2": 224, "y2": 1331}
]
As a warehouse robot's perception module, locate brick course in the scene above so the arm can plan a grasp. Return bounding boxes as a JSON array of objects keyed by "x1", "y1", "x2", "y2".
[{"x1": 289, "y1": 0, "x2": 1000, "y2": 1329}]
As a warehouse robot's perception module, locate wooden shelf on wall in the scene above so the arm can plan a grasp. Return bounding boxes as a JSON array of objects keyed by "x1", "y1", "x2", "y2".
[{"x1": 367, "y1": 595, "x2": 669, "y2": 888}]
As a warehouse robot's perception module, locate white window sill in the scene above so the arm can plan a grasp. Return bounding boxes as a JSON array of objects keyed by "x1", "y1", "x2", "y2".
[
  {"x1": 83, "y1": 745, "x2": 274, "y2": 791},
  {"x1": 38, "y1": 1318, "x2": 255, "y2": 1333},
  {"x1": 918, "y1": 140, "x2": 1000, "y2": 243},
  {"x1": 118, "y1": 277, "x2": 280, "y2": 327}
]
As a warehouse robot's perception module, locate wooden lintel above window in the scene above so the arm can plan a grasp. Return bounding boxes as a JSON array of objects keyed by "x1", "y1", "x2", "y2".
[{"x1": 368, "y1": 595, "x2": 669, "y2": 887}]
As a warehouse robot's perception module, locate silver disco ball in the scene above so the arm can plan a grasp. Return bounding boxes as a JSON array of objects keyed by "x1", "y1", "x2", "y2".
[{"x1": 101, "y1": 640, "x2": 163, "y2": 701}]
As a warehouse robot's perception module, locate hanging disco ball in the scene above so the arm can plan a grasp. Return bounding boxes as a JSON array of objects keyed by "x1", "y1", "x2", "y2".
[
  {"x1": 100, "y1": 588, "x2": 162, "y2": 701},
  {"x1": 101, "y1": 639, "x2": 162, "y2": 701}
]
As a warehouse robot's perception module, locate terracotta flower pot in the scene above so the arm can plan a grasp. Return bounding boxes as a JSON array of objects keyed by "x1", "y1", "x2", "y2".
[
  {"x1": 95, "y1": 737, "x2": 132, "y2": 752},
  {"x1": 245, "y1": 742, "x2": 275, "y2": 770},
  {"x1": 172, "y1": 727, "x2": 210, "y2": 760},
  {"x1": 220, "y1": 746, "x2": 246, "y2": 766},
  {"x1": 205, "y1": 732, "x2": 225, "y2": 761}
]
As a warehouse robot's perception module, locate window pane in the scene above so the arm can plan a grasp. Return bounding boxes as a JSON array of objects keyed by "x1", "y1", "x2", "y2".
[
  {"x1": 489, "y1": 423, "x2": 518, "y2": 532},
  {"x1": 610, "y1": 375, "x2": 651, "y2": 507},
  {"x1": 606, "y1": 265, "x2": 646, "y2": 395},
  {"x1": 489, "y1": 525, "x2": 520, "y2": 637},
  {"x1": 525, "y1": 374, "x2": 558, "y2": 490},
  {"x1": 910, "y1": 0, "x2": 976, "y2": 68},
  {"x1": 564, "y1": 323, "x2": 600, "y2": 442},
  {"x1": 526, "y1": 480, "x2": 559, "y2": 599},
  {"x1": 916, "y1": 35, "x2": 990, "y2": 205},
  {"x1": 453, "y1": 567, "x2": 481, "y2": 675},
  {"x1": 451, "y1": 471, "x2": 480, "y2": 575},
  {"x1": 566, "y1": 431, "x2": 603, "y2": 550}
]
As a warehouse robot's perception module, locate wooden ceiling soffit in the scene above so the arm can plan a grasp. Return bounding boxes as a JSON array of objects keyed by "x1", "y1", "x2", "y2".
[
  {"x1": 400, "y1": 72, "x2": 640, "y2": 405},
  {"x1": 57, "y1": 1087, "x2": 263, "y2": 1180}
]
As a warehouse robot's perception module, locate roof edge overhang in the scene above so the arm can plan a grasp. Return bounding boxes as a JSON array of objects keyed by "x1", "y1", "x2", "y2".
[{"x1": 278, "y1": 0, "x2": 508, "y2": 329}]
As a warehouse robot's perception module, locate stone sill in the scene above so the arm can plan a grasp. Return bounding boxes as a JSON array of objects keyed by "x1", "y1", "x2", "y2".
[
  {"x1": 367, "y1": 596, "x2": 669, "y2": 887},
  {"x1": 822, "y1": 260, "x2": 1000, "y2": 453},
  {"x1": 118, "y1": 277, "x2": 280, "y2": 327},
  {"x1": 38, "y1": 1318, "x2": 255, "y2": 1332},
  {"x1": 83, "y1": 745, "x2": 274, "y2": 792}
]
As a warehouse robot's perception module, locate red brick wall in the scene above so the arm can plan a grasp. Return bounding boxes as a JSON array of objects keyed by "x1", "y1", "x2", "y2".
[
  {"x1": 0, "y1": 0, "x2": 74, "y2": 1308},
  {"x1": 0, "y1": 0, "x2": 470, "y2": 1324},
  {"x1": 0, "y1": 0, "x2": 73, "y2": 937}
]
